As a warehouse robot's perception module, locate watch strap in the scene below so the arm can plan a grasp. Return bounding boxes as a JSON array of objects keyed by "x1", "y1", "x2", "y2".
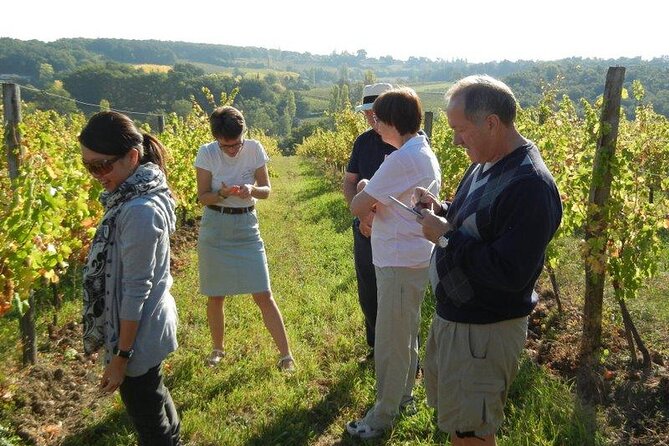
[{"x1": 113, "y1": 346, "x2": 134, "y2": 359}]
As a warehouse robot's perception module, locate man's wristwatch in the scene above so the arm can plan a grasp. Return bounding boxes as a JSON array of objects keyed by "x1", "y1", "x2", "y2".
[
  {"x1": 113, "y1": 346, "x2": 134, "y2": 359},
  {"x1": 437, "y1": 231, "x2": 452, "y2": 248}
]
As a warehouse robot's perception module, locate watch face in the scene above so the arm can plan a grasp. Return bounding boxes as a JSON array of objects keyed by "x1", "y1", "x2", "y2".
[{"x1": 438, "y1": 236, "x2": 449, "y2": 248}]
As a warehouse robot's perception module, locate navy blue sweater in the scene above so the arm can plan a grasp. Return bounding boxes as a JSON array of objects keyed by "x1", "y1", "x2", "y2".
[
  {"x1": 346, "y1": 129, "x2": 396, "y2": 180},
  {"x1": 433, "y1": 143, "x2": 562, "y2": 324}
]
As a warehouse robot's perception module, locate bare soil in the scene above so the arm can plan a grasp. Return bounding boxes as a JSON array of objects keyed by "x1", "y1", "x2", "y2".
[
  {"x1": 0, "y1": 223, "x2": 199, "y2": 446},
  {"x1": 2, "y1": 321, "x2": 105, "y2": 445},
  {"x1": 527, "y1": 290, "x2": 669, "y2": 446}
]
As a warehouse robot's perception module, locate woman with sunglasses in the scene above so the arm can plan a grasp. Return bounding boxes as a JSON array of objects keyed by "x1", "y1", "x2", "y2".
[
  {"x1": 80, "y1": 111, "x2": 181, "y2": 445},
  {"x1": 194, "y1": 106, "x2": 295, "y2": 371}
]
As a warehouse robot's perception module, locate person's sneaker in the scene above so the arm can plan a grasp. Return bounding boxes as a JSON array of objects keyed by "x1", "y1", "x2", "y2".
[
  {"x1": 277, "y1": 355, "x2": 296, "y2": 373},
  {"x1": 206, "y1": 349, "x2": 225, "y2": 367},
  {"x1": 346, "y1": 420, "x2": 384, "y2": 439},
  {"x1": 358, "y1": 348, "x2": 374, "y2": 363}
]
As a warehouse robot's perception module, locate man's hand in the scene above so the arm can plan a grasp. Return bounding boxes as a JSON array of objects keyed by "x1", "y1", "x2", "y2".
[
  {"x1": 359, "y1": 210, "x2": 374, "y2": 237},
  {"x1": 413, "y1": 187, "x2": 442, "y2": 213},
  {"x1": 418, "y1": 208, "x2": 452, "y2": 242}
]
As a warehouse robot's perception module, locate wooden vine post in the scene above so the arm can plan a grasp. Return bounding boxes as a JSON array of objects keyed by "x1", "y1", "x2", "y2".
[
  {"x1": 578, "y1": 67, "x2": 625, "y2": 400},
  {"x1": 3, "y1": 83, "x2": 37, "y2": 366}
]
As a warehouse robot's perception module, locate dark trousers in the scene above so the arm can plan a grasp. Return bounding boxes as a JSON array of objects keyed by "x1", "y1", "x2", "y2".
[
  {"x1": 353, "y1": 220, "x2": 378, "y2": 349},
  {"x1": 119, "y1": 364, "x2": 181, "y2": 446}
]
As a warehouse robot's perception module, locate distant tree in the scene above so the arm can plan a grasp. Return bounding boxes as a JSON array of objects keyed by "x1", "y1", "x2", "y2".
[
  {"x1": 363, "y1": 70, "x2": 376, "y2": 85},
  {"x1": 238, "y1": 77, "x2": 276, "y2": 103},
  {"x1": 340, "y1": 84, "x2": 350, "y2": 111},
  {"x1": 293, "y1": 92, "x2": 311, "y2": 118},
  {"x1": 279, "y1": 90, "x2": 297, "y2": 135},
  {"x1": 280, "y1": 119, "x2": 326, "y2": 155},
  {"x1": 238, "y1": 97, "x2": 277, "y2": 134},
  {"x1": 328, "y1": 85, "x2": 342, "y2": 113},
  {"x1": 171, "y1": 99, "x2": 192, "y2": 117},
  {"x1": 264, "y1": 72, "x2": 279, "y2": 86},
  {"x1": 38, "y1": 63, "x2": 55, "y2": 88},
  {"x1": 338, "y1": 65, "x2": 350, "y2": 83},
  {"x1": 171, "y1": 63, "x2": 205, "y2": 78}
]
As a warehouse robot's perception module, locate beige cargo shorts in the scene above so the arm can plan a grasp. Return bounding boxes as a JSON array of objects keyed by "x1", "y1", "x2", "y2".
[{"x1": 424, "y1": 314, "x2": 528, "y2": 437}]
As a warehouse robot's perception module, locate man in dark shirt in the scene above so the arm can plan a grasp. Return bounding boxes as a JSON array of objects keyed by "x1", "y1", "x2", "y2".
[
  {"x1": 343, "y1": 83, "x2": 395, "y2": 360},
  {"x1": 416, "y1": 75, "x2": 562, "y2": 446}
]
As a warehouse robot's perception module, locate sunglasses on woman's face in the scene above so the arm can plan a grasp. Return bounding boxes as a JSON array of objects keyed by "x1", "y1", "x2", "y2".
[{"x1": 82, "y1": 156, "x2": 123, "y2": 176}]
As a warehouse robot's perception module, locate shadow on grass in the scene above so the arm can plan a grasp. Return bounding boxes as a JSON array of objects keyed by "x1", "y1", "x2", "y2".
[
  {"x1": 244, "y1": 364, "x2": 364, "y2": 446},
  {"x1": 328, "y1": 273, "x2": 357, "y2": 302},
  {"x1": 604, "y1": 372, "x2": 669, "y2": 446},
  {"x1": 60, "y1": 409, "x2": 135, "y2": 446},
  {"x1": 299, "y1": 194, "x2": 352, "y2": 235},
  {"x1": 163, "y1": 355, "x2": 280, "y2": 414},
  {"x1": 507, "y1": 357, "x2": 602, "y2": 445},
  {"x1": 292, "y1": 163, "x2": 352, "y2": 234}
]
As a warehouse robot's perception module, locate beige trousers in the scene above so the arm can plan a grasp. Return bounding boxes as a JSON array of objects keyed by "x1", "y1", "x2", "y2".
[{"x1": 363, "y1": 265, "x2": 428, "y2": 430}]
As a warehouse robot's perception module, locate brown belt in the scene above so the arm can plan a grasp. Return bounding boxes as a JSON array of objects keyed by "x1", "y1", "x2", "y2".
[{"x1": 207, "y1": 205, "x2": 255, "y2": 214}]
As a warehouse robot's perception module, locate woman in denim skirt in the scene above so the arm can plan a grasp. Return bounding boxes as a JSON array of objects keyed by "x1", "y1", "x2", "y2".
[{"x1": 194, "y1": 106, "x2": 295, "y2": 372}]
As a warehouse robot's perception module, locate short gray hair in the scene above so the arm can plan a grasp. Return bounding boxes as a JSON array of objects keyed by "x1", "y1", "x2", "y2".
[{"x1": 445, "y1": 75, "x2": 517, "y2": 125}]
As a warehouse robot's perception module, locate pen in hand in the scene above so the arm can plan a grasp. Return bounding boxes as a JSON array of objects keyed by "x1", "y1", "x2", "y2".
[{"x1": 413, "y1": 179, "x2": 438, "y2": 213}]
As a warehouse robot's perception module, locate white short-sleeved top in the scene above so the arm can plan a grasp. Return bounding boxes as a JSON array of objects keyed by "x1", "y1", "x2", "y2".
[
  {"x1": 194, "y1": 139, "x2": 270, "y2": 207},
  {"x1": 363, "y1": 134, "x2": 441, "y2": 268}
]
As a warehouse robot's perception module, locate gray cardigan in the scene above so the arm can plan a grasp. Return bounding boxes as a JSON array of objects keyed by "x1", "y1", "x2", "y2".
[{"x1": 102, "y1": 192, "x2": 178, "y2": 377}]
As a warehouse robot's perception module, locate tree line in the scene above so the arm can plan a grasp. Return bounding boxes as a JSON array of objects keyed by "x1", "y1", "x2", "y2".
[{"x1": 2, "y1": 37, "x2": 669, "y2": 144}]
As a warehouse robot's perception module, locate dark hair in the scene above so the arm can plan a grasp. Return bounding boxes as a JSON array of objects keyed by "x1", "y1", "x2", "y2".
[
  {"x1": 209, "y1": 106, "x2": 246, "y2": 139},
  {"x1": 79, "y1": 111, "x2": 168, "y2": 173},
  {"x1": 372, "y1": 87, "x2": 422, "y2": 136},
  {"x1": 445, "y1": 75, "x2": 517, "y2": 125}
]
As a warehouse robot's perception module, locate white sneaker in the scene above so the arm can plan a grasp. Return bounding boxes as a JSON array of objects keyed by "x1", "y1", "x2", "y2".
[{"x1": 346, "y1": 420, "x2": 384, "y2": 439}]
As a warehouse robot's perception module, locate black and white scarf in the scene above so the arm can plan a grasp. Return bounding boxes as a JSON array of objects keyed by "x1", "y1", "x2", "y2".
[{"x1": 82, "y1": 162, "x2": 170, "y2": 354}]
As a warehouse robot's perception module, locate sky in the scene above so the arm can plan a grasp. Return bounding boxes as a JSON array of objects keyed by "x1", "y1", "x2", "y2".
[{"x1": 3, "y1": 0, "x2": 668, "y2": 63}]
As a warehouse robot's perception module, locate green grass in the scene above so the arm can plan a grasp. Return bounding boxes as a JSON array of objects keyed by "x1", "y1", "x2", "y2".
[{"x1": 0, "y1": 156, "x2": 610, "y2": 445}]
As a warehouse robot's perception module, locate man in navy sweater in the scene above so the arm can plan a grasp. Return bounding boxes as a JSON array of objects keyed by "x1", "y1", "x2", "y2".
[{"x1": 416, "y1": 75, "x2": 562, "y2": 446}]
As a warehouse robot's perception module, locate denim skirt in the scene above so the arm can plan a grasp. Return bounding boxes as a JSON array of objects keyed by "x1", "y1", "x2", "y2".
[{"x1": 198, "y1": 207, "x2": 271, "y2": 296}]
